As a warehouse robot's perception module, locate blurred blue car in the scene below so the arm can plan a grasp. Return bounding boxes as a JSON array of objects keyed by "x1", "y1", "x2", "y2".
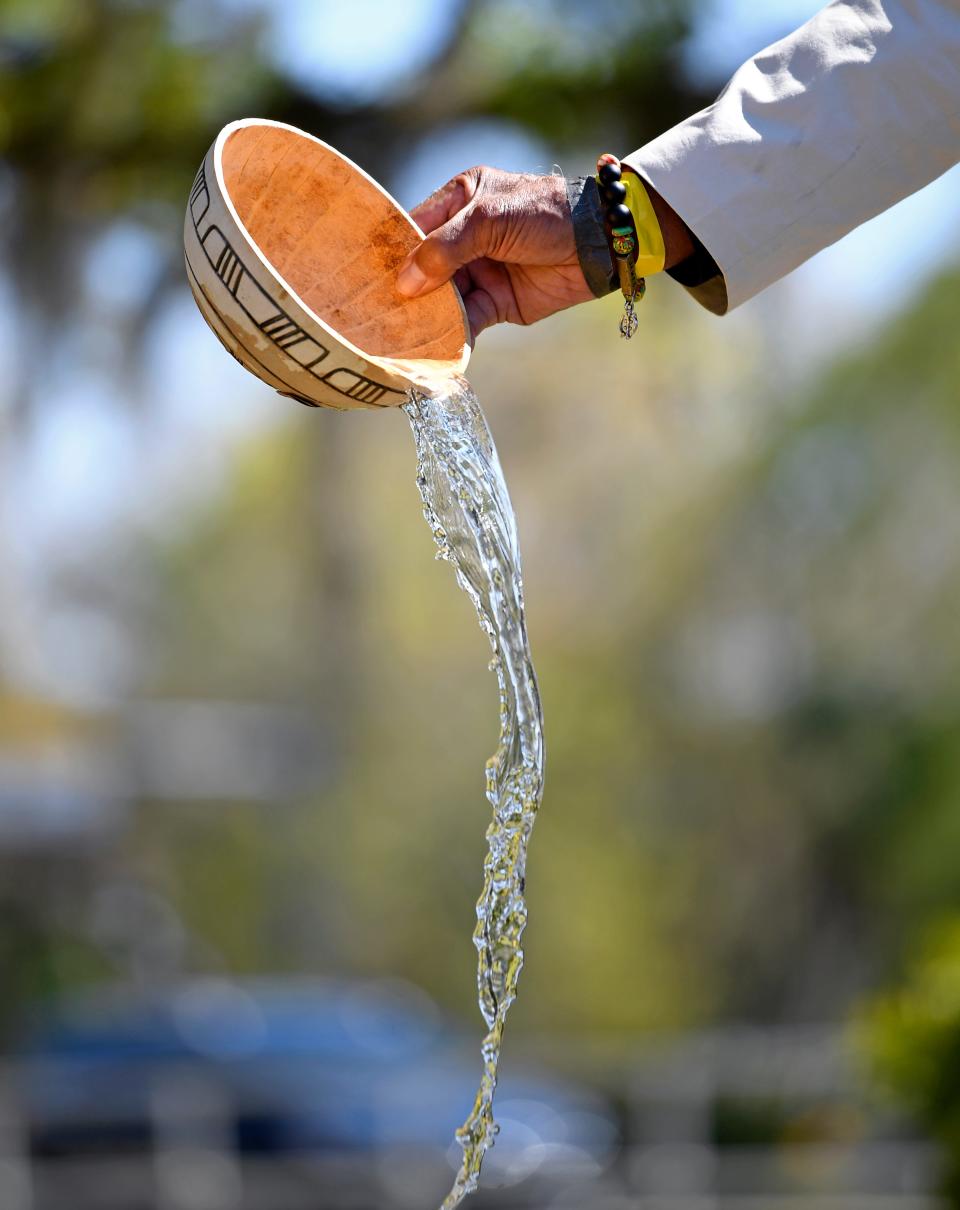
[{"x1": 15, "y1": 977, "x2": 616, "y2": 1192}]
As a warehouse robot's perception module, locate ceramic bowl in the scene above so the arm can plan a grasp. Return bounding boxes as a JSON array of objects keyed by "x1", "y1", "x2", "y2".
[{"x1": 183, "y1": 118, "x2": 470, "y2": 410}]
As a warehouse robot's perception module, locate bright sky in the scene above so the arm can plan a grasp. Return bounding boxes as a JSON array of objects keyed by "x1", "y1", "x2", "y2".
[
  {"x1": 249, "y1": 0, "x2": 828, "y2": 101},
  {"x1": 684, "y1": 0, "x2": 826, "y2": 80},
  {"x1": 216, "y1": 0, "x2": 460, "y2": 102}
]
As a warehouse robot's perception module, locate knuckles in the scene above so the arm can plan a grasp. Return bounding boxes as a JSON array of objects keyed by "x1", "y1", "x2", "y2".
[{"x1": 453, "y1": 166, "x2": 486, "y2": 196}]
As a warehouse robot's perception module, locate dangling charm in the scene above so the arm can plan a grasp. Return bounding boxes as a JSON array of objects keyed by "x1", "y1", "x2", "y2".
[
  {"x1": 619, "y1": 288, "x2": 640, "y2": 339},
  {"x1": 596, "y1": 153, "x2": 645, "y2": 339}
]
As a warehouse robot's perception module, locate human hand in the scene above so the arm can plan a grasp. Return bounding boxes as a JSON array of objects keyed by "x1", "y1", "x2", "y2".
[{"x1": 396, "y1": 166, "x2": 594, "y2": 341}]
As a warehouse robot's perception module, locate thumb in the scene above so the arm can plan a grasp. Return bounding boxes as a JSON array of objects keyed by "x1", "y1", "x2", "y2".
[{"x1": 397, "y1": 205, "x2": 486, "y2": 298}]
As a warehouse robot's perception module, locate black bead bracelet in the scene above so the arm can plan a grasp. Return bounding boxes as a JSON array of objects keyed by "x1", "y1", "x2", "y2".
[{"x1": 596, "y1": 153, "x2": 644, "y2": 338}]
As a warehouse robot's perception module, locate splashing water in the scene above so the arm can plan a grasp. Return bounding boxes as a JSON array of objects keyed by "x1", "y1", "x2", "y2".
[{"x1": 404, "y1": 377, "x2": 545, "y2": 1209}]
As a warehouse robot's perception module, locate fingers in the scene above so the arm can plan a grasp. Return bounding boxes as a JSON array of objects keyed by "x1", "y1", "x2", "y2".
[
  {"x1": 398, "y1": 170, "x2": 485, "y2": 298},
  {"x1": 462, "y1": 295, "x2": 484, "y2": 344},
  {"x1": 457, "y1": 258, "x2": 521, "y2": 340},
  {"x1": 409, "y1": 175, "x2": 471, "y2": 235},
  {"x1": 463, "y1": 290, "x2": 497, "y2": 341},
  {"x1": 397, "y1": 210, "x2": 477, "y2": 297}
]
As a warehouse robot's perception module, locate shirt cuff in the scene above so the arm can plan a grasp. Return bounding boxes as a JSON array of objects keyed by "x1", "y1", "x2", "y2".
[{"x1": 664, "y1": 228, "x2": 729, "y2": 316}]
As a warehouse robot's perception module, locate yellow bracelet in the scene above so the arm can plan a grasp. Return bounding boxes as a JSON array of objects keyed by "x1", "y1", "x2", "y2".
[{"x1": 622, "y1": 173, "x2": 666, "y2": 277}]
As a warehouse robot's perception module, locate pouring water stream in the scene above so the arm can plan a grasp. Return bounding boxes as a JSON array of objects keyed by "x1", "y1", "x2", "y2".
[{"x1": 403, "y1": 376, "x2": 545, "y2": 1208}]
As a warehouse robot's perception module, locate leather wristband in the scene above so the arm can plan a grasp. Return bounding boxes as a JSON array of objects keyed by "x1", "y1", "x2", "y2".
[{"x1": 566, "y1": 175, "x2": 618, "y2": 298}]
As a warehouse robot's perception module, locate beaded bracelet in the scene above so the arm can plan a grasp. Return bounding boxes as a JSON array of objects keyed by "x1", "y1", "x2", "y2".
[{"x1": 596, "y1": 154, "x2": 666, "y2": 339}]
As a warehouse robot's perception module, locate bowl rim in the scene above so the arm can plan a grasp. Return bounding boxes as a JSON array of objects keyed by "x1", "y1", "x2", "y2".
[{"x1": 213, "y1": 117, "x2": 471, "y2": 388}]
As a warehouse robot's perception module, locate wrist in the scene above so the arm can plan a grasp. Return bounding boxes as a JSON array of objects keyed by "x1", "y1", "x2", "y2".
[{"x1": 567, "y1": 167, "x2": 697, "y2": 300}]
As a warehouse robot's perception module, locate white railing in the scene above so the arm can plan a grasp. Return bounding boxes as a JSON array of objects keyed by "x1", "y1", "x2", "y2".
[{"x1": 0, "y1": 1025, "x2": 949, "y2": 1210}]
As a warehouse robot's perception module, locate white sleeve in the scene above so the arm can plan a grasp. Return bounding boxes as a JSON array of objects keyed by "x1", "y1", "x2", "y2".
[{"x1": 623, "y1": 0, "x2": 960, "y2": 313}]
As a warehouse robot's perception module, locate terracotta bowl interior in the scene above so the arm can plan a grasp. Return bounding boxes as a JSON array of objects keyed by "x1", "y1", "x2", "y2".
[{"x1": 220, "y1": 125, "x2": 466, "y2": 365}]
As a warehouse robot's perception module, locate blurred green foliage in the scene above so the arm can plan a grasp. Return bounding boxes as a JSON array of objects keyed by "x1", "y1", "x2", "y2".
[
  {"x1": 120, "y1": 263, "x2": 960, "y2": 1041},
  {"x1": 4, "y1": 2, "x2": 960, "y2": 1197},
  {"x1": 0, "y1": 0, "x2": 716, "y2": 1030},
  {"x1": 860, "y1": 919, "x2": 960, "y2": 1200}
]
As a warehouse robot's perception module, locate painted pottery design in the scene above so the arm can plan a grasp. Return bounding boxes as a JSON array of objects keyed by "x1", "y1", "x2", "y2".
[{"x1": 184, "y1": 119, "x2": 470, "y2": 410}]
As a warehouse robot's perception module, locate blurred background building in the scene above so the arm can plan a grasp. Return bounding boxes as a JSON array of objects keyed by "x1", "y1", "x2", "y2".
[{"x1": 2, "y1": 0, "x2": 960, "y2": 1206}]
